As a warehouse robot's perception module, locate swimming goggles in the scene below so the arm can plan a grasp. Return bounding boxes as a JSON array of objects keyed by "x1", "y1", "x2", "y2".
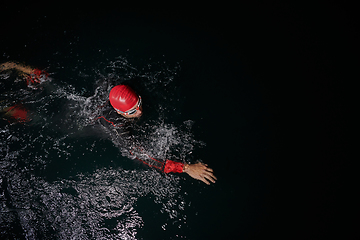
[{"x1": 117, "y1": 96, "x2": 142, "y2": 115}]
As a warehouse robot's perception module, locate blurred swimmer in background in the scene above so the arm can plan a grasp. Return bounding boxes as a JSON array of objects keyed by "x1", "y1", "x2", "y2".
[{"x1": 1, "y1": 61, "x2": 50, "y2": 123}]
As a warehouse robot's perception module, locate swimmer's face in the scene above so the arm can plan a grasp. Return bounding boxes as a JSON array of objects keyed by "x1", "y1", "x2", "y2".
[{"x1": 115, "y1": 97, "x2": 143, "y2": 118}]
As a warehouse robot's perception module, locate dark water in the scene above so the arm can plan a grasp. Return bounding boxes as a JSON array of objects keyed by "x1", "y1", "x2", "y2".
[{"x1": 0, "y1": 7, "x2": 278, "y2": 240}]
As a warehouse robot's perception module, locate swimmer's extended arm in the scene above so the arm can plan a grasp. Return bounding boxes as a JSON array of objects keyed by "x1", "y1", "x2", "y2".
[
  {"x1": 130, "y1": 148, "x2": 216, "y2": 185},
  {"x1": 0, "y1": 61, "x2": 33, "y2": 76}
]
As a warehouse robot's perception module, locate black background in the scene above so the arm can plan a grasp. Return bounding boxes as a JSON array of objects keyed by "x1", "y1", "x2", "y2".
[{"x1": 1, "y1": 2, "x2": 356, "y2": 239}]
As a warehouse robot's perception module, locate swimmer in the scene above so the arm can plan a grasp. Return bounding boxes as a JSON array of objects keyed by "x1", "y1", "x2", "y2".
[
  {"x1": 108, "y1": 85, "x2": 217, "y2": 185},
  {"x1": 1, "y1": 61, "x2": 49, "y2": 123}
]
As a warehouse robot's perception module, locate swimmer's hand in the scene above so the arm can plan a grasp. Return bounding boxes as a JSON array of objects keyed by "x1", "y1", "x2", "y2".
[{"x1": 183, "y1": 162, "x2": 217, "y2": 185}]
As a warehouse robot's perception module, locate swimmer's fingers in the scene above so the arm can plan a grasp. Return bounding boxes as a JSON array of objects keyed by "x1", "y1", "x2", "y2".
[
  {"x1": 199, "y1": 174, "x2": 215, "y2": 185},
  {"x1": 205, "y1": 166, "x2": 214, "y2": 173},
  {"x1": 204, "y1": 171, "x2": 217, "y2": 184},
  {"x1": 200, "y1": 176, "x2": 211, "y2": 185},
  {"x1": 198, "y1": 170, "x2": 217, "y2": 185},
  {"x1": 198, "y1": 162, "x2": 212, "y2": 171},
  {"x1": 200, "y1": 164, "x2": 217, "y2": 184}
]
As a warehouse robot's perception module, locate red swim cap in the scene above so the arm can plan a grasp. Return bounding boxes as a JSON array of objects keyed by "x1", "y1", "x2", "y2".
[{"x1": 109, "y1": 85, "x2": 139, "y2": 112}]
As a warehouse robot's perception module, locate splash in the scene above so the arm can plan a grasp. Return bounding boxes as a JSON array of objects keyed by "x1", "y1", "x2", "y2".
[
  {"x1": 1, "y1": 56, "x2": 201, "y2": 239},
  {"x1": 1, "y1": 166, "x2": 183, "y2": 239}
]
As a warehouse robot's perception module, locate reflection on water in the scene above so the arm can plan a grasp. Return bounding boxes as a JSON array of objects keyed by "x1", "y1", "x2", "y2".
[
  {"x1": 1, "y1": 57, "x2": 200, "y2": 239},
  {"x1": 1, "y1": 167, "x2": 182, "y2": 239}
]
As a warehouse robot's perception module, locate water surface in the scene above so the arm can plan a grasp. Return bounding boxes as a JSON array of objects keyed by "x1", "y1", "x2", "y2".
[{"x1": 1, "y1": 10, "x2": 270, "y2": 239}]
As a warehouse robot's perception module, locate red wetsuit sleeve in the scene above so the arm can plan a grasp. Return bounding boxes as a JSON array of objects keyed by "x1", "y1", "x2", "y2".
[
  {"x1": 163, "y1": 160, "x2": 184, "y2": 173},
  {"x1": 129, "y1": 148, "x2": 184, "y2": 173}
]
